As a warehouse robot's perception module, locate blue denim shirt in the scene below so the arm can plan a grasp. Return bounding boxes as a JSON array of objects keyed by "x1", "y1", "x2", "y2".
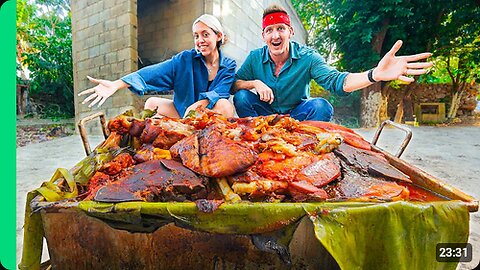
[
  {"x1": 235, "y1": 41, "x2": 348, "y2": 114},
  {"x1": 121, "y1": 49, "x2": 236, "y2": 116}
]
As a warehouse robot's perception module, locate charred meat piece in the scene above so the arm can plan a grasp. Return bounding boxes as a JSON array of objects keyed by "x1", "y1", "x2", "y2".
[
  {"x1": 325, "y1": 160, "x2": 409, "y2": 201},
  {"x1": 334, "y1": 143, "x2": 411, "y2": 183},
  {"x1": 107, "y1": 116, "x2": 131, "y2": 135},
  {"x1": 230, "y1": 169, "x2": 289, "y2": 197},
  {"x1": 169, "y1": 134, "x2": 201, "y2": 172},
  {"x1": 171, "y1": 124, "x2": 257, "y2": 177},
  {"x1": 84, "y1": 171, "x2": 112, "y2": 200},
  {"x1": 152, "y1": 119, "x2": 194, "y2": 149},
  {"x1": 294, "y1": 153, "x2": 341, "y2": 187},
  {"x1": 129, "y1": 119, "x2": 146, "y2": 137},
  {"x1": 140, "y1": 119, "x2": 163, "y2": 144},
  {"x1": 94, "y1": 159, "x2": 208, "y2": 202},
  {"x1": 288, "y1": 181, "x2": 328, "y2": 202},
  {"x1": 152, "y1": 129, "x2": 188, "y2": 149},
  {"x1": 99, "y1": 153, "x2": 135, "y2": 175},
  {"x1": 133, "y1": 144, "x2": 155, "y2": 163}
]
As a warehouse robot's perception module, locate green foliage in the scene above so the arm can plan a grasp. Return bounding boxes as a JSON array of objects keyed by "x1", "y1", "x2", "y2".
[
  {"x1": 309, "y1": 80, "x2": 360, "y2": 127},
  {"x1": 293, "y1": 0, "x2": 480, "y2": 123},
  {"x1": 17, "y1": 0, "x2": 74, "y2": 118}
]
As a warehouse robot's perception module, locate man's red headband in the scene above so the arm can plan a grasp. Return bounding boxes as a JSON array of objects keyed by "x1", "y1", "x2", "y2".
[{"x1": 262, "y1": 12, "x2": 291, "y2": 29}]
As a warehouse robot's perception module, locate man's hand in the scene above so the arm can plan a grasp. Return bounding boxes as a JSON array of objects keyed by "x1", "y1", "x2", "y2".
[
  {"x1": 374, "y1": 40, "x2": 433, "y2": 83},
  {"x1": 254, "y1": 80, "x2": 275, "y2": 104},
  {"x1": 78, "y1": 76, "x2": 125, "y2": 108}
]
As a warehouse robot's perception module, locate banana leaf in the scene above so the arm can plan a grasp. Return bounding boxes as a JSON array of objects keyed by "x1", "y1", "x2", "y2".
[
  {"x1": 18, "y1": 192, "x2": 45, "y2": 270},
  {"x1": 22, "y1": 198, "x2": 469, "y2": 270},
  {"x1": 310, "y1": 201, "x2": 468, "y2": 270},
  {"x1": 76, "y1": 200, "x2": 468, "y2": 270},
  {"x1": 36, "y1": 168, "x2": 77, "y2": 202}
]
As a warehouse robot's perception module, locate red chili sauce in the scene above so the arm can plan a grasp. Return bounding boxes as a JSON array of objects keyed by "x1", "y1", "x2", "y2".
[{"x1": 399, "y1": 182, "x2": 448, "y2": 202}]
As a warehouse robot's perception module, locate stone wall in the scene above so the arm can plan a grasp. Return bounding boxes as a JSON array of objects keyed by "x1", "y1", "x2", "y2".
[
  {"x1": 386, "y1": 83, "x2": 479, "y2": 119},
  {"x1": 137, "y1": 0, "x2": 204, "y2": 64},
  {"x1": 72, "y1": 0, "x2": 139, "y2": 133}
]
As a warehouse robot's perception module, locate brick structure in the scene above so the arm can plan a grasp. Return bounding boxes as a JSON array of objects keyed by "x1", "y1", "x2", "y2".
[{"x1": 72, "y1": 0, "x2": 306, "y2": 133}]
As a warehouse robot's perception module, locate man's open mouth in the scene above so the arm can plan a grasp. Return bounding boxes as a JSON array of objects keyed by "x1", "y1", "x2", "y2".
[{"x1": 272, "y1": 41, "x2": 282, "y2": 47}]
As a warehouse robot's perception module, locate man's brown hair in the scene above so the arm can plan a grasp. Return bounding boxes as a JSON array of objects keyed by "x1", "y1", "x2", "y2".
[{"x1": 263, "y1": 4, "x2": 288, "y2": 18}]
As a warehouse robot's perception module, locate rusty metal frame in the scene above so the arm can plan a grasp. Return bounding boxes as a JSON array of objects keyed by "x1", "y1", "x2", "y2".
[
  {"x1": 372, "y1": 120, "x2": 412, "y2": 158},
  {"x1": 77, "y1": 111, "x2": 110, "y2": 156}
]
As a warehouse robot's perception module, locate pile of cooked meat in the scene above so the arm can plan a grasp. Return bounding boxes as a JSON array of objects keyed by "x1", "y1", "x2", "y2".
[{"x1": 81, "y1": 108, "x2": 412, "y2": 205}]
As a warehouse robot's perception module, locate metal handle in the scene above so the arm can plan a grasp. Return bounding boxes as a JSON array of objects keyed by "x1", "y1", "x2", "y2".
[
  {"x1": 372, "y1": 120, "x2": 412, "y2": 158},
  {"x1": 77, "y1": 111, "x2": 110, "y2": 156}
]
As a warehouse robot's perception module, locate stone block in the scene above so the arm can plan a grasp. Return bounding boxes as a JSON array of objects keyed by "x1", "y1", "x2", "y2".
[
  {"x1": 117, "y1": 47, "x2": 132, "y2": 61},
  {"x1": 117, "y1": 13, "x2": 131, "y2": 27},
  {"x1": 123, "y1": 24, "x2": 137, "y2": 38},
  {"x1": 93, "y1": 55, "x2": 106, "y2": 66},
  {"x1": 99, "y1": 64, "x2": 112, "y2": 75},
  {"x1": 100, "y1": 41, "x2": 112, "y2": 54},
  {"x1": 105, "y1": 18, "x2": 117, "y2": 31},
  {"x1": 104, "y1": 0, "x2": 116, "y2": 9},
  {"x1": 105, "y1": 51, "x2": 117, "y2": 64},
  {"x1": 88, "y1": 13, "x2": 101, "y2": 27},
  {"x1": 88, "y1": 45, "x2": 100, "y2": 58},
  {"x1": 77, "y1": 18, "x2": 89, "y2": 31},
  {"x1": 75, "y1": 0, "x2": 88, "y2": 11},
  {"x1": 92, "y1": 23, "x2": 104, "y2": 35}
]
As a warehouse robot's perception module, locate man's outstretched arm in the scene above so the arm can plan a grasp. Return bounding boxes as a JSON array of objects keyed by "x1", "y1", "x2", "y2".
[{"x1": 343, "y1": 40, "x2": 433, "y2": 93}]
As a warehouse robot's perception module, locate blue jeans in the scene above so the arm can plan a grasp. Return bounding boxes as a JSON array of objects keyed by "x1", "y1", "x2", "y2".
[{"x1": 233, "y1": 90, "x2": 333, "y2": 121}]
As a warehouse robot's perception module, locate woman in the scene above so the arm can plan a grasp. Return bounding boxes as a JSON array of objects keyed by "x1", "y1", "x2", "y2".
[{"x1": 79, "y1": 14, "x2": 236, "y2": 118}]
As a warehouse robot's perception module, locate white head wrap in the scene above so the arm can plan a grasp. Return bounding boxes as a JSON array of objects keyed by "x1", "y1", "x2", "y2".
[{"x1": 192, "y1": 14, "x2": 225, "y2": 45}]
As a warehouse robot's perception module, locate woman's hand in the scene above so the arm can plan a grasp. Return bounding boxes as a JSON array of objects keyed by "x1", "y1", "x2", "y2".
[
  {"x1": 78, "y1": 76, "x2": 126, "y2": 108},
  {"x1": 374, "y1": 40, "x2": 433, "y2": 83}
]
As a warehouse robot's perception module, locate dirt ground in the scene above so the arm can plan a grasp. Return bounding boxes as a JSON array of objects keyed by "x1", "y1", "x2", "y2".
[{"x1": 15, "y1": 115, "x2": 480, "y2": 269}]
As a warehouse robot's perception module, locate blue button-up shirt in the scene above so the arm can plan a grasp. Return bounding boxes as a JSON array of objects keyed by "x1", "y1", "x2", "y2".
[
  {"x1": 121, "y1": 49, "x2": 236, "y2": 116},
  {"x1": 235, "y1": 41, "x2": 348, "y2": 114}
]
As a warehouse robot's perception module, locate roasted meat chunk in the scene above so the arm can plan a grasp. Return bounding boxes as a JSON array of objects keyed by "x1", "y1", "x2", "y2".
[
  {"x1": 171, "y1": 124, "x2": 257, "y2": 177},
  {"x1": 334, "y1": 143, "x2": 411, "y2": 183},
  {"x1": 94, "y1": 159, "x2": 208, "y2": 202}
]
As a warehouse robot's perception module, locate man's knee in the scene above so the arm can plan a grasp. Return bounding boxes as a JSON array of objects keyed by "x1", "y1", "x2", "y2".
[
  {"x1": 233, "y1": 90, "x2": 253, "y2": 107},
  {"x1": 295, "y1": 98, "x2": 333, "y2": 121},
  {"x1": 309, "y1": 98, "x2": 333, "y2": 121}
]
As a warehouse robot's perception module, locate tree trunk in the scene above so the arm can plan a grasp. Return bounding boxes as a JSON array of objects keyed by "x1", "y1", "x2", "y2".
[
  {"x1": 393, "y1": 99, "x2": 404, "y2": 123},
  {"x1": 447, "y1": 91, "x2": 464, "y2": 119},
  {"x1": 360, "y1": 18, "x2": 390, "y2": 127},
  {"x1": 360, "y1": 83, "x2": 385, "y2": 127}
]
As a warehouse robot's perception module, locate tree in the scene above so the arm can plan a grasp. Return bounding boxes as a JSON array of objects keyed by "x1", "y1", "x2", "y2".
[
  {"x1": 292, "y1": 0, "x2": 479, "y2": 126},
  {"x1": 430, "y1": 2, "x2": 480, "y2": 119},
  {"x1": 17, "y1": 0, "x2": 74, "y2": 118}
]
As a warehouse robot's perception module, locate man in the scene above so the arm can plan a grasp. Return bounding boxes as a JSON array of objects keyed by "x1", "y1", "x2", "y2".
[{"x1": 232, "y1": 4, "x2": 433, "y2": 121}]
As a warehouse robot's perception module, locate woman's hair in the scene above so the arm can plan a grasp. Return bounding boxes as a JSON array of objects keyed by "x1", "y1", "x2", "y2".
[
  {"x1": 192, "y1": 14, "x2": 227, "y2": 49},
  {"x1": 263, "y1": 4, "x2": 288, "y2": 18}
]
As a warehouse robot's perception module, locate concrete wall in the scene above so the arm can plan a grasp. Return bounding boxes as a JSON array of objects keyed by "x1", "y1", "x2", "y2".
[
  {"x1": 72, "y1": 0, "x2": 140, "y2": 133},
  {"x1": 211, "y1": 0, "x2": 307, "y2": 67},
  {"x1": 137, "y1": 0, "x2": 204, "y2": 64},
  {"x1": 72, "y1": 0, "x2": 307, "y2": 133}
]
